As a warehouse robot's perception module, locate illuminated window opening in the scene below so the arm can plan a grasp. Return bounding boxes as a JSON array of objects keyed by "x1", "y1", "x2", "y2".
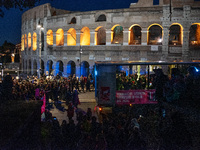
[
  {"x1": 111, "y1": 25, "x2": 123, "y2": 44},
  {"x1": 33, "y1": 32, "x2": 37, "y2": 51},
  {"x1": 189, "y1": 23, "x2": 200, "y2": 46},
  {"x1": 148, "y1": 24, "x2": 163, "y2": 45},
  {"x1": 169, "y1": 23, "x2": 183, "y2": 46},
  {"x1": 47, "y1": 30, "x2": 53, "y2": 45},
  {"x1": 80, "y1": 27, "x2": 90, "y2": 45},
  {"x1": 24, "y1": 34, "x2": 27, "y2": 48},
  {"x1": 56, "y1": 28, "x2": 64, "y2": 46},
  {"x1": 95, "y1": 26, "x2": 106, "y2": 45},
  {"x1": 67, "y1": 28, "x2": 76, "y2": 46},
  {"x1": 129, "y1": 25, "x2": 141, "y2": 45},
  {"x1": 28, "y1": 33, "x2": 31, "y2": 49},
  {"x1": 21, "y1": 35, "x2": 24, "y2": 51}
]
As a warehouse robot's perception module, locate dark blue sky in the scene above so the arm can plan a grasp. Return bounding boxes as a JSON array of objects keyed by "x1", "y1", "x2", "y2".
[{"x1": 0, "y1": 0, "x2": 138, "y2": 46}]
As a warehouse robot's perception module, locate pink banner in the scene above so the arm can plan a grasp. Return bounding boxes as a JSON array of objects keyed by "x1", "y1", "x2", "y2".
[{"x1": 116, "y1": 89, "x2": 157, "y2": 105}]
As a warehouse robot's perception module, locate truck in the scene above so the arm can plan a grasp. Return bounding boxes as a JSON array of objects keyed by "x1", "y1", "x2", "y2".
[{"x1": 94, "y1": 61, "x2": 200, "y2": 115}]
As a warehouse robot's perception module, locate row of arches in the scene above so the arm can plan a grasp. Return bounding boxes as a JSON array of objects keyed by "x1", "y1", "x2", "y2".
[
  {"x1": 21, "y1": 23, "x2": 200, "y2": 51},
  {"x1": 23, "y1": 59, "x2": 91, "y2": 77}
]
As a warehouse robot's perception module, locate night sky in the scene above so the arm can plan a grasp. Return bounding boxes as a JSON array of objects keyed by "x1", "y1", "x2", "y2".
[{"x1": 1, "y1": 0, "x2": 199, "y2": 46}]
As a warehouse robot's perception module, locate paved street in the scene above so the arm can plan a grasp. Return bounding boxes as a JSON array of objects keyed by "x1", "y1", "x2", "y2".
[{"x1": 49, "y1": 91, "x2": 97, "y2": 125}]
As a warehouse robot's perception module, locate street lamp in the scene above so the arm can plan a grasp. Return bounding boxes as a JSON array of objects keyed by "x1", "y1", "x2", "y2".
[{"x1": 80, "y1": 46, "x2": 83, "y2": 77}]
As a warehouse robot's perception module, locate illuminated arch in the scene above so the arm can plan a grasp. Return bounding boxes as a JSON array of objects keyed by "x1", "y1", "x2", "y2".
[
  {"x1": 33, "y1": 32, "x2": 37, "y2": 51},
  {"x1": 189, "y1": 23, "x2": 200, "y2": 46},
  {"x1": 111, "y1": 24, "x2": 123, "y2": 44},
  {"x1": 47, "y1": 30, "x2": 53, "y2": 45},
  {"x1": 129, "y1": 24, "x2": 142, "y2": 45},
  {"x1": 95, "y1": 26, "x2": 106, "y2": 45},
  {"x1": 169, "y1": 23, "x2": 183, "y2": 46},
  {"x1": 21, "y1": 35, "x2": 24, "y2": 51},
  {"x1": 46, "y1": 60, "x2": 53, "y2": 75},
  {"x1": 67, "y1": 60, "x2": 76, "y2": 76},
  {"x1": 24, "y1": 34, "x2": 27, "y2": 48},
  {"x1": 81, "y1": 61, "x2": 90, "y2": 77},
  {"x1": 56, "y1": 60, "x2": 64, "y2": 76},
  {"x1": 80, "y1": 27, "x2": 90, "y2": 45},
  {"x1": 56, "y1": 28, "x2": 64, "y2": 46},
  {"x1": 28, "y1": 33, "x2": 31, "y2": 49},
  {"x1": 67, "y1": 28, "x2": 76, "y2": 46},
  {"x1": 148, "y1": 23, "x2": 163, "y2": 45}
]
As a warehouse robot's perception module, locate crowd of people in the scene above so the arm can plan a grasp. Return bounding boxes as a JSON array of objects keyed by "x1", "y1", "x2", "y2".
[
  {"x1": 0, "y1": 73, "x2": 94, "y2": 103},
  {"x1": 42, "y1": 103, "x2": 192, "y2": 150},
  {"x1": 116, "y1": 67, "x2": 200, "y2": 106}
]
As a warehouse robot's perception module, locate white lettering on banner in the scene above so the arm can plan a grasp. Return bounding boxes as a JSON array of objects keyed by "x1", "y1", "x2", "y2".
[{"x1": 105, "y1": 57, "x2": 111, "y2": 61}]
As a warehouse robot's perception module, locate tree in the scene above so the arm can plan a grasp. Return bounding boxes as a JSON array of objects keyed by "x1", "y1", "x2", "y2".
[{"x1": 0, "y1": 0, "x2": 52, "y2": 17}]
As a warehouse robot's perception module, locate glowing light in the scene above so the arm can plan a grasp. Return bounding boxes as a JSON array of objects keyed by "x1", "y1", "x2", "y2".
[
  {"x1": 95, "y1": 70, "x2": 97, "y2": 76},
  {"x1": 33, "y1": 32, "x2": 37, "y2": 51},
  {"x1": 99, "y1": 107, "x2": 102, "y2": 111},
  {"x1": 194, "y1": 67, "x2": 199, "y2": 72},
  {"x1": 47, "y1": 30, "x2": 53, "y2": 45},
  {"x1": 56, "y1": 28, "x2": 64, "y2": 46},
  {"x1": 158, "y1": 38, "x2": 162, "y2": 43}
]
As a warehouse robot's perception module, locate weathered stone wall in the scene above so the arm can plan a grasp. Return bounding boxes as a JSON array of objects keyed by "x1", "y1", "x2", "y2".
[{"x1": 21, "y1": 1, "x2": 200, "y2": 77}]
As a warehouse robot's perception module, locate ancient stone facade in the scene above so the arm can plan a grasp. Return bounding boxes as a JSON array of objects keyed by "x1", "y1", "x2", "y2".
[{"x1": 21, "y1": 0, "x2": 200, "y2": 77}]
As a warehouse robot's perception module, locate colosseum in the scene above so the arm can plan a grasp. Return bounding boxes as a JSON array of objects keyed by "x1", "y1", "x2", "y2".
[{"x1": 21, "y1": 0, "x2": 200, "y2": 77}]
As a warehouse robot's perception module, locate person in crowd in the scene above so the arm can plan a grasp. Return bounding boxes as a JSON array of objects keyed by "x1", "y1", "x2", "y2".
[{"x1": 72, "y1": 89, "x2": 80, "y2": 108}]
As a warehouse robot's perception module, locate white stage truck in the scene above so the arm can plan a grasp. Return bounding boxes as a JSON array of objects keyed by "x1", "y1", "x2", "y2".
[{"x1": 94, "y1": 61, "x2": 200, "y2": 115}]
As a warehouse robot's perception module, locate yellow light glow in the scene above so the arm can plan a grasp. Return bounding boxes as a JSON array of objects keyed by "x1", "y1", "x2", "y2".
[
  {"x1": 24, "y1": 34, "x2": 27, "y2": 48},
  {"x1": 33, "y1": 32, "x2": 37, "y2": 51},
  {"x1": 67, "y1": 28, "x2": 76, "y2": 46},
  {"x1": 111, "y1": 24, "x2": 120, "y2": 44},
  {"x1": 80, "y1": 27, "x2": 90, "y2": 45},
  {"x1": 28, "y1": 33, "x2": 31, "y2": 49},
  {"x1": 21, "y1": 35, "x2": 24, "y2": 51},
  {"x1": 147, "y1": 23, "x2": 163, "y2": 45},
  {"x1": 56, "y1": 28, "x2": 64, "y2": 46},
  {"x1": 170, "y1": 23, "x2": 183, "y2": 45},
  {"x1": 47, "y1": 30, "x2": 53, "y2": 45}
]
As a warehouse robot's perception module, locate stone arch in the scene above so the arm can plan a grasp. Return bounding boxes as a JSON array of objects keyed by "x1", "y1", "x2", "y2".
[
  {"x1": 148, "y1": 23, "x2": 163, "y2": 45},
  {"x1": 96, "y1": 14, "x2": 106, "y2": 22},
  {"x1": 21, "y1": 35, "x2": 25, "y2": 51},
  {"x1": 24, "y1": 34, "x2": 27, "y2": 48},
  {"x1": 28, "y1": 33, "x2": 31, "y2": 49},
  {"x1": 81, "y1": 61, "x2": 90, "y2": 77},
  {"x1": 33, "y1": 59, "x2": 37, "y2": 76},
  {"x1": 29, "y1": 59, "x2": 31, "y2": 75},
  {"x1": 56, "y1": 60, "x2": 64, "y2": 76},
  {"x1": 69, "y1": 17, "x2": 76, "y2": 24},
  {"x1": 47, "y1": 30, "x2": 53, "y2": 45},
  {"x1": 129, "y1": 24, "x2": 142, "y2": 45},
  {"x1": 67, "y1": 28, "x2": 76, "y2": 46},
  {"x1": 95, "y1": 26, "x2": 106, "y2": 45},
  {"x1": 189, "y1": 23, "x2": 200, "y2": 46},
  {"x1": 33, "y1": 32, "x2": 37, "y2": 51},
  {"x1": 67, "y1": 60, "x2": 76, "y2": 77},
  {"x1": 80, "y1": 27, "x2": 90, "y2": 45},
  {"x1": 56, "y1": 28, "x2": 64, "y2": 46},
  {"x1": 169, "y1": 23, "x2": 183, "y2": 46},
  {"x1": 46, "y1": 60, "x2": 53, "y2": 75},
  {"x1": 111, "y1": 24, "x2": 123, "y2": 44}
]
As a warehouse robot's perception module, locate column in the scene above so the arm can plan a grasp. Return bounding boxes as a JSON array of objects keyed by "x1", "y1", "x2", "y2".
[
  {"x1": 182, "y1": 30, "x2": 190, "y2": 61},
  {"x1": 123, "y1": 28, "x2": 129, "y2": 45},
  {"x1": 64, "y1": 30, "x2": 67, "y2": 46},
  {"x1": 76, "y1": 30, "x2": 81, "y2": 46},
  {"x1": 141, "y1": 28, "x2": 148, "y2": 45},
  {"x1": 90, "y1": 29, "x2": 95, "y2": 46},
  {"x1": 53, "y1": 31, "x2": 56, "y2": 47},
  {"x1": 162, "y1": 27, "x2": 169, "y2": 60},
  {"x1": 106, "y1": 30, "x2": 111, "y2": 45}
]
